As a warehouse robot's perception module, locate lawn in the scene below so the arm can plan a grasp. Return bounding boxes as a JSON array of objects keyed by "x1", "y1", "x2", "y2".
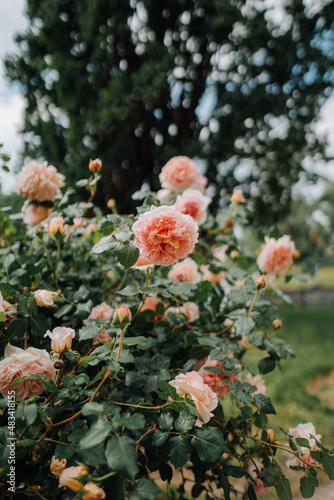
[{"x1": 244, "y1": 304, "x2": 334, "y2": 498}]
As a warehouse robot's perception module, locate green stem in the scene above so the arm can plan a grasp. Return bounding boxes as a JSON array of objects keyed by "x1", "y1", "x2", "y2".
[
  {"x1": 247, "y1": 289, "x2": 259, "y2": 315},
  {"x1": 115, "y1": 328, "x2": 125, "y2": 363},
  {"x1": 93, "y1": 471, "x2": 117, "y2": 482},
  {"x1": 110, "y1": 269, "x2": 128, "y2": 302}
]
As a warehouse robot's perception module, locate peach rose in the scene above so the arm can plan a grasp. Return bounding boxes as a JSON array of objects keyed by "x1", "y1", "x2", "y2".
[
  {"x1": 23, "y1": 205, "x2": 53, "y2": 225},
  {"x1": 0, "y1": 344, "x2": 56, "y2": 399},
  {"x1": 245, "y1": 374, "x2": 267, "y2": 396},
  {"x1": 174, "y1": 188, "x2": 211, "y2": 225},
  {"x1": 159, "y1": 156, "x2": 200, "y2": 193},
  {"x1": 141, "y1": 296, "x2": 164, "y2": 313},
  {"x1": 85, "y1": 302, "x2": 114, "y2": 344},
  {"x1": 34, "y1": 290, "x2": 55, "y2": 307},
  {"x1": 58, "y1": 465, "x2": 88, "y2": 492},
  {"x1": 200, "y1": 265, "x2": 225, "y2": 285},
  {"x1": 82, "y1": 483, "x2": 106, "y2": 500},
  {"x1": 168, "y1": 258, "x2": 201, "y2": 284},
  {"x1": 0, "y1": 293, "x2": 16, "y2": 322},
  {"x1": 257, "y1": 235, "x2": 296, "y2": 277},
  {"x1": 50, "y1": 456, "x2": 67, "y2": 478},
  {"x1": 169, "y1": 371, "x2": 218, "y2": 427},
  {"x1": 44, "y1": 327, "x2": 75, "y2": 354},
  {"x1": 194, "y1": 174, "x2": 208, "y2": 193},
  {"x1": 199, "y1": 358, "x2": 241, "y2": 397},
  {"x1": 132, "y1": 205, "x2": 198, "y2": 266},
  {"x1": 165, "y1": 302, "x2": 199, "y2": 323},
  {"x1": 132, "y1": 253, "x2": 154, "y2": 271},
  {"x1": 44, "y1": 216, "x2": 65, "y2": 236},
  {"x1": 16, "y1": 160, "x2": 65, "y2": 202},
  {"x1": 286, "y1": 423, "x2": 321, "y2": 469}
]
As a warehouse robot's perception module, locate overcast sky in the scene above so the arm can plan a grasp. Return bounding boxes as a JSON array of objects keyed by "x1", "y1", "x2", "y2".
[{"x1": 0, "y1": 1, "x2": 333, "y2": 197}]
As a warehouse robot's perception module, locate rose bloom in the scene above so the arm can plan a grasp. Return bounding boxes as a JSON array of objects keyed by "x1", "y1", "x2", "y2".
[
  {"x1": 34, "y1": 289, "x2": 55, "y2": 307},
  {"x1": 73, "y1": 217, "x2": 88, "y2": 228},
  {"x1": 168, "y1": 257, "x2": 201, "y2": 284},
  {"x1": 286, "y1": 422, "x2": 321, "y2": 469},
  {"x1": 50, "y1": 456, "x2": 67, "y2": 478},
  {"x1": 156, "y1": 188, "x2": 175, "y2": 204},
  {"x1": 194, "y1": 174, "x2": 208, "y2": 193},
  {"x1": 141, "y1": 296, "x2": 164, "y2": 313},
  {"x1": 44, "y1": 216, "x2": 65, "y2": 236},
  {"x1": 85, "y1": 302, "x2": 114, "y2": 344},
  {"x1": 200, "y1": 265, "x2": 225, "y2": 285},
  {"x1": 132, "y1": 253, "x2": 155, "y2": 271},
  {"x1": 132, "y1": 205, "x2": 198, "y2": 266},
  {"x1": 165, "y1": 302, "x2": 199, "y2": 323},
  {"x1": 44, "y1": 327, "x2": 75, "y2": 354},
  {"x1": 257, "y1": 235, "x2": 296, "y2": 277},
  {"x1": 16, "y1": 160, "x2": 65, "y2": 202},
  {"x1": 0, "y1": 292, "x2": 16, "y2": 322},
  {"x1": 230, "y1": 189, "x2": 245, "y2": 204},
  {"x1": 82, "y1": 483, "x2": 106, "y2": 500},
  {"x1": 23, "y1": 205, "x2": 53, "y2": 225},
  {"x1": 58, "y1": 465, "x2": 88, "y2": 492},
  {"x1": 0, "y1": 344, "x2": 56, "y2": 399},
  {"x1": 245, "y1": 373, "x2": 267, "y2": 395},
  {"x1": 169, "y1": 371, "x2": 218, "y2": 427},
  {"x1": 199, "y1": 358, "x2": 241, "y2": 397},
  {"x1": 89, "y1": 158, "x2": 102, "y2": 173},
  {"x1": 159, "y1": 156, "x2": 200, "y2": 193},
  {"x1": 173, "y1": 188, "x2": 211, "y2": 225}
]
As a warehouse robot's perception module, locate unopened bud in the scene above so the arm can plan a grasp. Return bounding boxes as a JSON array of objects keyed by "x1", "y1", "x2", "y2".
[
  {"x1": 54, "y1": 360, "x2": 65, "y2": 370},
  {"x1": 107, "y1": 198, "x2": 116, "y2": 210},
  {"x1": 293, "y1": 249, "x2": 300, "y2": 260},
  {"x1": 267, "y1": 429, "x2": 275, "y2": 443},
  {"x1": 230, "y1": 250, "x2": 239, "y2": 259},
  {"x1": 255, "y1": 276, "x2": 266, "y2": 289},
  {"x1": 92, "y1": 340, "x2": 101, "y2": 349},
  {"x1": 89, "y1": 158, "x2": 102, "y2": 173},
  {"x1": 113, "y1": 305, "x2": 132, "y2": 328},
  {"x1": 273, "y1": 319, "x2": 282, "y2": 330},
  {"x1": 230, "y1": 189, "x2": 245, "y2": 204}
]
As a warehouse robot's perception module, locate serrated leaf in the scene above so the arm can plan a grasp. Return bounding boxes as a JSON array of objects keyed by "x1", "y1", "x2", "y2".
[
  {"x1": 234, "y1": 316, "x2": 255, "y2": 337},
  {"x1": 296, "y1": 438, "x2": 311, "y2": 449},
  {"x1": 175, "y1": 410, "x2": 196, "y2": 433},
  {"x1": 191, "y1": 427, "x2": 227, "y2": 462},
  {"x1": 79, "y1": 419, "x2": 112, "y2": 450},
  {"x1": 168, "y1": 435, "x2": 190, "y2": 468},
  {"x1": 275, "y1": 474, "x2": 292, "y2": 500},
  {"x1": 119, "y1": 284, "x2": 140, "y2": 296},
  {"x1": 319, "y1": 451, "x2": 334, "y2": 479},
  {"x1": 78, "y1": 324, "x2": 103, "y2": 341},
  {"x1": 117, "y1": 243, "x2": 139, "y2": 269},
  {"x1": 253, "y1": 394, "x2": 276, "y2": 415},
  {"x1": 82, "y1": 402, "x2": 104, "y2": 416},
  {"x1": 258, "y1": 356, "x2": 276, "y2": 374},
  {"x1": 6, "y1": 318, "x2": 28, "y2": 338},
  {"x1": 158, "y1": 413, "x2": 174, "y2": 431},
  {"x1": 106, "y1": 435, "x2": 139, "y2": 479},
  {"x1": 91, "y1": 236, "x2": 116, "y2": 254},
  {"x1": 129, "y1": 479, "x2": 161, "y2": 500},
  {"x1": 300, "y1": 474, "x2": 318, "y2": 498},
  {"x1": 152, "y1": 431, "x2": 169, "y2": 447}
]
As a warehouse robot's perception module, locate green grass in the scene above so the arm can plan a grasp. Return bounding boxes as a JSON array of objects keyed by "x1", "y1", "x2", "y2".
[
  {"x1": 244, "y1": 305, "x2": 334, "y2": 498},
  {"x1": 276, "y1": 266, "x2": 334, "y2": 292}
]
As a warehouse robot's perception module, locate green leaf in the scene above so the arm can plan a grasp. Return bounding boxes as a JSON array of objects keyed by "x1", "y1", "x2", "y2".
[
  {"x1": 91, "y1": 235, "x2": 116, "y2": 254},
  {"x1": 78, "y1": 323, "x2": 103, "y2": 341},
  {"x1": 158, "y1": 413, "x2": 174, "y2": 431},
  {"x1": 24, "y1": 404, "x2": 38, "y2": 426},
  {"x1": 129, "y1": 479, "x2": 161, "y2": 500},
  {"x1": 82, "y1": 402, "x2": 104, "y2": 416},
  {"x1": 300, "y1": 474, "x2": 318, "y2": 498},
  {"x1": 175, "y1": 410, "x2": 196, "y2": 433},
  {"x1": 191, "y1": 427, "x2": 227, "y2": 462},
  {"x1": 168, "y1": 435, "x2": 190, "y2": 468},
  {"x1": 296, "y1": 438, "x2": 311, "y2": 449},
  {"x1": 106, "y1": 435, "x2": 139, "y2": 479},
  {"x1": 79, "y1": 419, "x2": 112, "y2": 450},
  {"x1": 29, "y1": 314, "x2": 52, "y2": 336},
  {"x1": 275, "y1": 474, "x2": 292, "y2": 500},
  {"x1": 253, "y1": 394, "x2": 276, "y2": 415},
  {"x1": 119, "y1": 284, "x2": 140, "y2": 296},
  {"x1": 54, "y1": 303, "x2": 73, "y2": 318},
  {"x1": 234, "y1": 316, "x2": 255, "y2": 337},
  {"x1": 152, "y1": 431, "x2": 169, "y2": 447},
  {"x1": 6, "y1": 318, "x2": 28, "y2": 338},
  {"x1": 123, "y1": 336, "x2": 149, "y2": 347},
  {"x1": 319, "y1": 451, "x2": 334, "y2": 479},
  {"x1": 258, "y1": 356, "x2": 276, "y2": 374},
  {"x1": 117, "y1": 243, "x2": 139, "y2": 269},
  {"x1": 113, "y1": 413, "x2": 146, "y2": 430}
]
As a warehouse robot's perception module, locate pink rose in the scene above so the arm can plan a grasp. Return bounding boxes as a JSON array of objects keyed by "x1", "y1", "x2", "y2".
[
  {"x1": 16, "y1": 160, "x2": 65, "y2": 202},
  {"x1": 86, "y1": 302, "x2": 114, "y2": 343},
  {"x1": 165, "y1": 302, "x2": 199, "y2": 323},
  {"x1": 169, "y1": 371, "x2": 218, "y2": 427},
  {"x1": 194, "y1": 174, "x2": 208, "y2": 193},
  {"x1": 34, "y1": 290, "x2": 55, "y2": 307},
  {"x1": 44, "y1": 327, "x2": 75, "y2": 354},
  {"x1": 245, "y1": 374, "x2": 267, "y2": 396},
  {"x1": 44, "y1": 216, "x2": 65, "y2": 236},
  {"x1": 141, "y1": 296, "x2": 164, "y2": 313},
  {"x1": 174, "y1": 188, "x2": 211, "y2": 225},
  {"x1": 159, "y1": 156, "x2": 200, "y2": 193},
  {"x1": 199, "y1": 358, "x2": 241, "y2": 397},
  {"x1": 23, "y1": 205, "x2": 53, "y2": 225},
  {"x1": 257, "y1": 235, "x2": 296, "y2": 276},
  {"x1": 58, "y1": 465, "x2": 88, "y2": 492},
  {"x1": 0, "y1": 344, "x2": 56, "y2": 399},
  {"x1": 132, "y1": 205, "x2": 198, "y2": 266},
  {"x1": 168, "y1": 258, "x2": 201, "y2": 284},
  {"x1": 200, "y1": 265, "x2": 225, "y2": 285},
  {"x1": 286, "y1": 422, "x2": 321, "y2": 469}
]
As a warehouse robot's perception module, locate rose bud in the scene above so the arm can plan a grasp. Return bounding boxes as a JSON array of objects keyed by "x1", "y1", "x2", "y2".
[
  {"x1": 89, "y1": 158, "x2": 102, "y2": 173},
  {"x1": 113, "y1": 305, "x2": 132, "y2": 328},
  {"x1": 44, "y1": 216, "x2": 65, "y2": 236},
  {"x1": 107, "y1": 198, "x2": 116, "y2": 210},
  {"x1": 44, "y1": 327, "x2": 75, "y2": 354},
  {"x1": 34, "y1": 289, "x2": 55, "y2": 307},
  {"x1": 82, "y1": 483, "x2": 106, "y2": 500},
  {"x1": 255, "y1": 276, "x2": 266, "y2": 290},
  {"x1": 273, "y1": 319, "x2": 282, "y2": 330},
  {"x1": 58, "y1": 465, "x2": 87, "y2": 492},
  {"x1": 293, "y1": 249, "x2": 300, "y2": 260},
  {"x1": 50, "y1": 456, "x2": 67, "y2": 478},
  {"x1": 230, "y1": 249, "x2": 239, "y2": 259},
  {"x1": 230, "y1": 189, "x2": 245, "y2": 204},
  {"x1": 267, "y1": 429, "x2": 275, "y2": 443}
]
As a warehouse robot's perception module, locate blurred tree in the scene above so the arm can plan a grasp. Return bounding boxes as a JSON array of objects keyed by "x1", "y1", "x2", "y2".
[{"x1": 5, "y1": 0, "x2": 334, "y2": 219}]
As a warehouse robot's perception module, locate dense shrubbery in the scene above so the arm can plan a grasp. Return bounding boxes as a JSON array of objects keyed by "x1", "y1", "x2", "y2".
[{"x1": 0, "y1": 157, "x2": 333, "y2": 500}]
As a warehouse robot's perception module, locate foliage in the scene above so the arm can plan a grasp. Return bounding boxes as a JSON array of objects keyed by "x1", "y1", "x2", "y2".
[
  {"x1": 0, "y1": 167, "x2": 333, "y2": 500},
  {"x1": 5, "y1": 0, "x2": 334, "y2": 220}
]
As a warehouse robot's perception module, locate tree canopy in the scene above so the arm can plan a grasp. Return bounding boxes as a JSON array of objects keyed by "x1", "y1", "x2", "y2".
[{"x1": 5, "y1": 0, "x2": 334, "y2": 219}]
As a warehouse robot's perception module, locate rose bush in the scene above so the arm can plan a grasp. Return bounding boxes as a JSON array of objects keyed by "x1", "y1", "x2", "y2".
[{"x1": 0, "y1": 155, "x2": 333, "y2": 499}]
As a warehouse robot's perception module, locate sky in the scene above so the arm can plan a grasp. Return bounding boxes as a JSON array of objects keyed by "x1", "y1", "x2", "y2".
[{"x1": 0, "y1": 0, "x2": 333, "y2": 197}]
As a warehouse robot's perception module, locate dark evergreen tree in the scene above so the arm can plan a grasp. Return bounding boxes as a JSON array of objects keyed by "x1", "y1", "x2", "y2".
[{"x1": 5, "y1": 0, "x2": 334, "y2": 218}]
